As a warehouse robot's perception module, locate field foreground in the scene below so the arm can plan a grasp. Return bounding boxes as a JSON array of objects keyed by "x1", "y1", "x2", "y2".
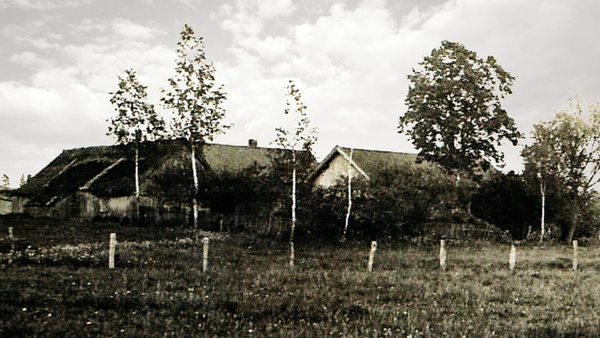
[{"x1": 2, "y1": 217, "x2": 600, "y2": 337}]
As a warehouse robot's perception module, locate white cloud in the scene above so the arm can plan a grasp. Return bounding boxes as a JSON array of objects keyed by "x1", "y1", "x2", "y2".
[
  {"x1": 0, "y1": 81, "x2": 63, "y2": 116},
  {"x1": 256, "y1": 0, "x2": 295, "y2": 19},
  {"x1": 9, "y1": 52, "x2": 55, "y2": 69},
  {"x1": 112, "y1": 19, "x2": 164, "y2": 41},
  {"x1": 0, "y1": 0, "x2": 89, "y2": 10},
  {"x1": 222, "y1": 11, "x2": 264, "y2": 39},
  {"x1": 70, "y1": 18, "x2": 108, "y2": 36}
]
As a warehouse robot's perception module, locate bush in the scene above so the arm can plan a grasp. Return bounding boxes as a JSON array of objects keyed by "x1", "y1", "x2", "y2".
[
  {"x1": 304, "y1": 163, "x2": 459, "y2": 241},
  {"x1": 471, "y1": 172, "x2": 538, "y2": 240}
]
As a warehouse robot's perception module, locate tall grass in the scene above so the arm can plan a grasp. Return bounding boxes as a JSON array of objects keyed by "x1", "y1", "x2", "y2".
[{"x1": 2, "y1": 216, "x2": 600, "y2": 336}]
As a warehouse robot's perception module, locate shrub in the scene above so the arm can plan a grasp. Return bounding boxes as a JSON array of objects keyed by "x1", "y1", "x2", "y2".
[{"x1": 304, "y1": 163, "x2": 458, "y2": 241}]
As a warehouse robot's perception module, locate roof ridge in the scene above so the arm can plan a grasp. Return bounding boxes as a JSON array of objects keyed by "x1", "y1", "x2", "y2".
[
  {"x1": 336, "y1": 146, "x2": 416, "y2": 156},
  {"x1": 80, "y1": 157, "x2": 126, "y2": 191}
]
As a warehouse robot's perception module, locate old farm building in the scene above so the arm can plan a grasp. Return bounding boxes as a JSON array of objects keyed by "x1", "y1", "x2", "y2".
[
  {"x1": 309, "y1": 146, "x2": 439, "y2": 188},
  {"x1": 15, "y1": 139, "x2": 312, "y2": 230}
]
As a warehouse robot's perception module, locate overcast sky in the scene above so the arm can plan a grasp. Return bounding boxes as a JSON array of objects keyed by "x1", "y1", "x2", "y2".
[{"x1": 2, "y1": 0, "x2": 600, "y2": 188}]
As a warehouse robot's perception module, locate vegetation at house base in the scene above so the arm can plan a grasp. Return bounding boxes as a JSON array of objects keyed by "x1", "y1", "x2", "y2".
[
  {"x1": 522, "y1": 95, "x2": 600, "y2": 242},
  {"x1": 471, "y1": 172, "x2": 539, "y2": 240},
  {"x1": 4, "y1": 216, "x2": 600, "y2": 337},
  {"x1": 196, "y1": 164, "x2": 282, "y2": 230},
  {"x1": 308, "y1": 163, "x2": 460, "y2": 241},
  {"x1": 399, "y1": 40, "x2": 521, "y2": 177}
]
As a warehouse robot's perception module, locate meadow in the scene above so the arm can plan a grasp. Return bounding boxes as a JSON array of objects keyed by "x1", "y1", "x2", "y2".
[{"x1": 2, "y1": 215, "x2": 600, "y2": 337}]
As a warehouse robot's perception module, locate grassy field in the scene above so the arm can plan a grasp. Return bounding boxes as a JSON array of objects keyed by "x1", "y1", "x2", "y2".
[{"x1": 2, "y1": 216, "x2": 600, "y2": 337}]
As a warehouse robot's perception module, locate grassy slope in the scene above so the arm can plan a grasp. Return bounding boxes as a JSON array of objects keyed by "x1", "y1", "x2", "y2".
[{"x1": 1, "y1": 216, "x2": 600, "y2": 337}]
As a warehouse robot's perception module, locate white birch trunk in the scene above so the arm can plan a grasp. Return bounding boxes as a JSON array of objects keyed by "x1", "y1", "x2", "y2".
[
  {"x1": 290, "y1": 149, "x2": 296, "y2": 267},
  {"x1": 191, "y1": 142, "x2": 199, "y2": 229},
  {"x1": 135, "y1": 145, "x2": 140, "y2": 224},
  {"x1": 135, "y1": 146, "x2": 140, "y2": 199},
  {"x1": 342, "y1": 148, "x2": 353, "y2": 242},
  {"x1": 540, "y1": 181, "x2": 545, "y2": 244}
]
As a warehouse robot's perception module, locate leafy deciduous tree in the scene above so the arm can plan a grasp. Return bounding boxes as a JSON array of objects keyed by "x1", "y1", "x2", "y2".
[
  {"x1": 399, "y1": 40, "x2": 521, "y2": 178},
  {"x1": 161, "y1": 24, "x2": 229, "y2": 229},
  {"x1": 274, "y1": 80, "x2": 318, "y2": 267},
  {"x1": 108, "y1": 68, "x2": 165, "y2": 223},
  {"x1": 522, "y1": 95, "x2": 600, "y2": 242}
]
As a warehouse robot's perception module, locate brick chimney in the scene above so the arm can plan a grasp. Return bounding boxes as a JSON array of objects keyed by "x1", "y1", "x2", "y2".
[{"x1": 248, "y1": 139, "x2": 258, "y2": 148}]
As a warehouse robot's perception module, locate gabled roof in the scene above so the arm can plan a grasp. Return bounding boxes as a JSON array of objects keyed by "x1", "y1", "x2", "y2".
[
  {"x1": 19, "y1": 139, "x2": 311, "y2": 205},
  {"x1": 308, "y1": 146, "x2": 429, "y2": 183}
]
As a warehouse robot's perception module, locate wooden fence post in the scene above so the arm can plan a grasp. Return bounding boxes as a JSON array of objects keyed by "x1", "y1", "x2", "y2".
[
  {"x1": 509, "y1": 245, "x2": 516, "y2": 271},
  {"x1": 573, "y1": 240, "x2": 578, "y2": 271},
  {"x1": 202, "y1": 237, "x2": 209, "y2": 273},
  {"x1": 8, "y1": 227, "x2": 14, "y2": 240},
  {"x1": 440, "y1": 240, "x2": 447, "y2": 271},
  {"x1": 367, "y1": 241, "x2": 377, "y2": 272},
  {"x1": 109, "y1": 233, "x2": 116, "y2": 269}
]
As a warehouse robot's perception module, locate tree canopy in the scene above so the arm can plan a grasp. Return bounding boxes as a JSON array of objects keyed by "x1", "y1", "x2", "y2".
[
  {"x1": 108, "y1": 69, "x2": 165, "y2": 148},
  {"x1": 399, "y1": 40, "x2": 521, "y2": 176},
  {"x1": 522, "y1": 95, "x2": 600, "y2": 241},
  {"x1": 161, "y1": 24, "x2": 229, "y2": 145}
]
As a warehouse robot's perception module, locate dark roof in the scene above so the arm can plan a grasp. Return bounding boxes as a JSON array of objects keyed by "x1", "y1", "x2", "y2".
[
  {"x1": 309, "y1": 146, "x2": 435, "y2": 182},
  {"x1": 336, "y1": 147, "x2": 423, "y2": 178},
  {"x1": 19, "y1": 139, "x2": 310, "y2": 204},
  {"x1": 17, "y1": 145, "x2": 121, "y2": 196}
]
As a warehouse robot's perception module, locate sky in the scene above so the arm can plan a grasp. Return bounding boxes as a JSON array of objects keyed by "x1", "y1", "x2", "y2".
[{"x1": 2, "y1": 0, "x2": 600, "y2": 188}]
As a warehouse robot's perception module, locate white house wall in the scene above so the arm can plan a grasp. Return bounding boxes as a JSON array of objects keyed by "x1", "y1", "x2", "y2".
[{"x1": 314, "y1": 154, "x2": 362, "y2": 188}]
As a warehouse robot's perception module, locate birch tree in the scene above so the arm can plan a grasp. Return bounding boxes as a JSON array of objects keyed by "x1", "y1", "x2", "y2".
[
  {"x1": 522, "y1": 95, "x2": 600, "y2": 242},
  {"x1": 108, "y1": 69, "x2": 165, "y2": 223},
  {"x1": 161, "y1": 24, "x2": 229, "y2": 229},
  {"x1": 274, "y1": 80, "x2": 318, "y2": 267},
  {"x1": 341, "y1": 148, "x2": 353, "y2": 242}
]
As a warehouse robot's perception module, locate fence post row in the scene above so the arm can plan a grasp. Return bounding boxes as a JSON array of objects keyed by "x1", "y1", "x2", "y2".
[
  {"x1": 202, "y1": 237, "x2": 209, "y2": 273},
  {"x1": 509, "y1": 245, "x2": 516, "y2": 271},
  {"x1": 367, "y1": 241, "x2": 377, "y2": 272},
  {"x1": 573, "y1": 240, "x2": 578, "y2": 271},
  {"x1": 109, "y1": 233, "x2": 116, "y2": 269},
  {"x1": 440, "y1": 240, "x2": 447, "y2": 271}
]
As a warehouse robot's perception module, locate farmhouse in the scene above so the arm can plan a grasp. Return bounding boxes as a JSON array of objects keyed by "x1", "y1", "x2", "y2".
[
  {"x1": 15, "y1": 139, "x2": 310, "y2": 228},
  {"x1": 308, "y1": 146, "x2": 436, "y2": 188},
  {"x1": 0, "y1": 191, "x2": 12, "y2": 215}
]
